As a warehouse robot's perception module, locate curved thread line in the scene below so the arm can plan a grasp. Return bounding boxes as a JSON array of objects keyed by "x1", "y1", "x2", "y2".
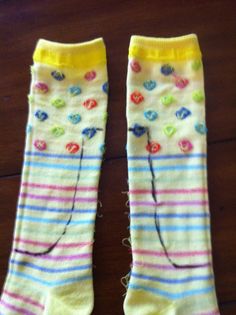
[
  {"x1": 146, "y1": 128, "x2": 208, "y2": 269},
  {"x1": 15, "y1": 138, "x2": 85, "y2": 256}
]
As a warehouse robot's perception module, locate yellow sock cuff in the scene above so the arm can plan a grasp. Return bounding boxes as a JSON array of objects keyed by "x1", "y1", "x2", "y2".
[
  {"x1": 129, "y1": 34, "x2": 202, "y2": 62},
  {"x1": 33, "y1": 37, "x2": 107, "y2": 69}
]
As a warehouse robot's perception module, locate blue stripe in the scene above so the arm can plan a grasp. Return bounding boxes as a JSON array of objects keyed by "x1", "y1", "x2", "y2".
[
  {"x1": 132, "y1": 272, "x2": 213, "y2": 284},
  {"x1": 128, "y1": 165, "x2": 206, "y2": 172},
  {"x1": 16, "y1": 216, "x2": 94, "y2": 224},
  {"x1": 25, "y1": 151, "x2": 102, "y2": 160},
  {"x1": 9, "y1": 270, "x2": 91, "y2": 286},
  {"x1": 128, "y1": 283, "x2": 214, "y2": 299},
  {"x1": 130, "y1": 225, "x2": 210, "y2": 231},
  {"x1": 130, "y1": 213, "x2": 209, "y2": 218},
  {"x1": 10, "y1": 260, "x2": 91, "y2": 273},
  {"x1": 18, "y1": 204, "x2": 96, "y2": 214},
  {"x1": 128, "y1": 153, "x2": 207, "y2": 160},
  {"x1": 24, "y1": 161, "x2": 99, "y2": 171}
]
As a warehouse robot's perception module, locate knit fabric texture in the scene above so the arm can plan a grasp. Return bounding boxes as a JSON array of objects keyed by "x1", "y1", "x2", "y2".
[
  {"x1": 0, "y1": 37, "x2": 108, "y2": 315},
  {"x1": 124, "y1": 34, "x2": 220, "y2": 315}
]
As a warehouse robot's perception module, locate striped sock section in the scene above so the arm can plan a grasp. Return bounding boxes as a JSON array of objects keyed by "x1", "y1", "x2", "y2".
[
  {"x1": 0, "y1": 37, "x2": 108, "y2": 315},
  {"x1": 124, "y1": 34, "x2": 220, "y2": 315}
]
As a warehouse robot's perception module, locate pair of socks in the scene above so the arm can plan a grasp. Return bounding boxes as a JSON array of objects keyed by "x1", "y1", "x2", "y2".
[{"x1": 0, "y1": 34, "x2": 220, "y2": 315}]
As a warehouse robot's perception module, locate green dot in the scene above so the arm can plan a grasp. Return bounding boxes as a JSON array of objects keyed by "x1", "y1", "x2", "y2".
[
  {"x1": 160, "y1": 95, "x2": 175, "y2": 106},
  {"x1": 192, "y1": 60, "x2": 202, "y2": 71},
  {"x1": 51, "y1": 98, "x2": 66, "y2": 108},
  {"x1": 51, "y1": 126, "x2": 65, "y2": 137},
  {"x1": 192, "y1": 90, "x2": 204, "y2": 102},
  {"x1": 103, "y1": 112, "x2": 108, "y2": 122},
  {"x1": 163, "y1": 124, "x2": 176, "y2": 137},
  {"x1": 30, "y1": 66, "x2": 35, "y2": 74},
  {"x1": 28, "y1": 94, "x2": 34, "y2": 104}
]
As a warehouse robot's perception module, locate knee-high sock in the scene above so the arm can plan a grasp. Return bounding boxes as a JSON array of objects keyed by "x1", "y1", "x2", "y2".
[
  {"x1": 124, "y1": 34, "x2": 220, "y2": 315},
  {"x1": 0, "y1": 38, "x2": 108, "y2": 315}
]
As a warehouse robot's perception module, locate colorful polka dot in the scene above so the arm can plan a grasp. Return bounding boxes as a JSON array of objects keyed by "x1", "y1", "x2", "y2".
[
  {"x1": 143, "y1": 80, "x2": 157, "y2": 91},
  {"x1": 51, "y1": 70, "x2": 65, "y2": 81},
  {"x1": 28, "y1": 95, "x2": 34, "y2": 104},
  {"x1": 35, "y1": 110, "x2": 48, "y2": 122},
  {"x1": 26, "y1": 124, "x2": 32, "y2": 133},
  {"x1": 68, "y1": 113, "x2": 81, "y2": 124},
  {"x1": 195, "y1": 122, "x2": 208, "y2": 135},
  {"x1": 163, "y1": 125, "x2": 176, "y2": 137},
  {"x1": 173, "y1": 75, "x2": 189, "y2": 89},
  {"x1": 160, "y1": 64, "x2": 174, "y2": 76},
  {"x1": 146, "y1": 141, "x2": 161, "y2": 154},
  {"x1": 51, "y1": 98, "x2": 66, "y2": 108},
  {"x1": 103, "y1": 112, "x2": 108, "y2": 122},
  {"x1": 84, "y1": 70, "x2": 96, "y2": 81},
  {"x1": 192, "y1": 60, "x2": 202, "y2": 71},
  {"x1": 82, "y1": 127, "x2": 97, "y2": 139},
  {"x1": 102, "y1": 82, "x2": 109, "y2": 94},
  {"x1": 130, "y1": 91, "x2": 144, "y2": 105},
  {"x1": 178, "y1": 139, "x2": 193, "y2": 153},
  {"x1": 83, "y1": 99, "x2": 98, "y2": 110},
  {"x1": 68, "y1": 86, "x2": 81, "y2": 96},
  {"x1": 130, "y1": 124, "x2": 147, "y2": 137},
  {"x1": 51, "y1": 126, "x2": 65, "y2": 137},
  {"x1": 100, "y1": 144, "x2": 106, "y2": 153},
  {"x1": 66, "y1": 142, "x2": 80, "y2": 154},
  {"x1": 34, "y1": 82, "x2": 49, "y2": 93},
  {"x1": 160, "y1": 94, "x2": 175, "y2": 106},
  {"x1": 130, "y1": 60, "x2": 141, "y2": 73},
  {"x1": 175, "y1": 107, "x2": 191, "y2": 120},
  {"x1": 192, "y1": 90, "x2": 204, "y2": 102},
  {"x1": 30, "y1": 66, "x2": 35, "y2": 75},
  {"x1": 144, "y1": 110, "x2": 158, "y2": 121},
  {"x1": 34, "y1": 139, "x2": 47, "y2": 151}
]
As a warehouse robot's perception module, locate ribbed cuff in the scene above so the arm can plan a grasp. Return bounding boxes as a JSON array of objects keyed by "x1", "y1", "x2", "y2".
[
  {"x1": 129, "y1": 34, "x2": 202, "y2": 62},
  {"x1": 33, "y1": 38, "x2": 106, "y2": 69}
]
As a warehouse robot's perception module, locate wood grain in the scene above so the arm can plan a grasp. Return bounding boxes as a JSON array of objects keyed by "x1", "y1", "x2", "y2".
[{"x1": 0, "y1": 0, "x2": 235, "y2": 314}]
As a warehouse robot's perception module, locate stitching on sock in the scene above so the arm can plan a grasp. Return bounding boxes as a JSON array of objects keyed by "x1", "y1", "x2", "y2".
[{"x1": 14, "y1": 138, "x2": 85, "y2": 256}]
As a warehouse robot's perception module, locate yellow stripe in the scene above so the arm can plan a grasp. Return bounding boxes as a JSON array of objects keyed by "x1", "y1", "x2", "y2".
[
  {"x1": 129, "y1": 34, "x2": 202, "y2": 62},
  {"x1": 33, "y1": 38, "x2": 106, "y2": 69}
]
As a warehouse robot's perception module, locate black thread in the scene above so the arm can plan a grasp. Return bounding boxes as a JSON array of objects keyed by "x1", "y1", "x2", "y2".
[
  {"x1": 145, "y1": 128, "x2": 207, "y2": 269},
  {"x1": 15, "y1": 138, "x2": 85, "y2": 257}
]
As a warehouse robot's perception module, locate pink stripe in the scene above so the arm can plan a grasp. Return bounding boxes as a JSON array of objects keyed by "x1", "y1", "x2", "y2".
[
  {"x1": 20, "y1": 193, "x2": 96, "y2": 203},
  {"x1": 15, "y1": 252, "x2": 92, "y2": 261},
  {"x1": 14, "y1": 238, "x2": 92, "y2": 248},
  {"x1": 130, "y1": 200, "x2": 208, "y2": 206},
  {"x1": 132, "y1": 249, "x2": 211, "y2": 257},
  {"x1": 133, "y1": 261, "x2": 211, "y2": 270},
  {"x1": 22, "y1": 182, "x2": 97, "y2": 192},
  {"x1": 129, "y1": 188, "x2": 207, "y2": 194},
  {"x1": 0, "y1": 299, "x2": 36, "y2": 315},
  {"x1": 194, "y1": 311, "x2": 220, "y2": 315},
  {"x1": 3, "y1": 290, "x2": 44, "y2": 310}
]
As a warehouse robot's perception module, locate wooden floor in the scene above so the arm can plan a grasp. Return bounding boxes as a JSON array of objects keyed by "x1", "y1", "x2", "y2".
[{"x1": 0, "y1": 1, "x2": 236, "y2": 314}]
